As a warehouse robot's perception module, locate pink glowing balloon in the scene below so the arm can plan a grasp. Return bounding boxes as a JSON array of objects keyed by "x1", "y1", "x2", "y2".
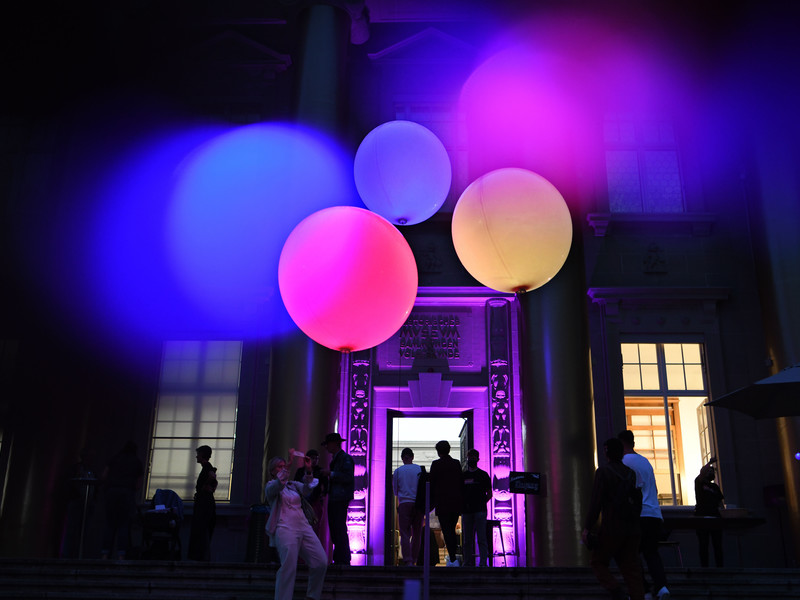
[
  {"x1": 354, "y1": 120, "x2": 451, "y2": 225},
  {"x1": 451, "y1": 168, "x2": 572, "y2": 293},
  {"x1": 278, "y1": 206, "x2": 418, "y2": 352}
]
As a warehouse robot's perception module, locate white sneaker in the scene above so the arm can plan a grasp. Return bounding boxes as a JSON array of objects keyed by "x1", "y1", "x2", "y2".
[
  {"x1": 446, "y1": 557, "x2": 460, "y2": 567},
  {"x1": 656, "y1": 586, "x2": 670, "y2": 600}
]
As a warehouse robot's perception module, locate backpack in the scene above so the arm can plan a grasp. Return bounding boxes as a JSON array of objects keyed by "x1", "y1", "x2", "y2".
[
  {"x1": 610, "y1": 465, "x2": 643, "y2": 521},
  {"x1": 415, "y1": 466, "x2": 430, "y2": 513}
]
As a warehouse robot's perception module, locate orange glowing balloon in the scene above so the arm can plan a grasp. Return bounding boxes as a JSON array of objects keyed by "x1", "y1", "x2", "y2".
[{"x1": 451, "y1": 168, "x2": 572, "y2": 293}]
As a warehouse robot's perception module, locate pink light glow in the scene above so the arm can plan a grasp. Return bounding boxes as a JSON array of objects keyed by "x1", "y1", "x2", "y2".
[{"x1": 278, "y1": 206, "x2": 418, "y2": 352}]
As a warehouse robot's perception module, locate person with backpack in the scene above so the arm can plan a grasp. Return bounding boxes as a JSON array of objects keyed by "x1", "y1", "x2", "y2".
[
  {"x1": 582, "y1": 437, "x2": 645, "y2": 600},
  {"x1": 619, "y1": 430, "x2": 670, "y2": 600}
]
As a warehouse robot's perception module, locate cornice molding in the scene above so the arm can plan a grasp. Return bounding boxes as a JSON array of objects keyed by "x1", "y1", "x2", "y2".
[
  {"x1": 586, "y1": 213, "x2": 717, "y2": 237},
  {"x1": 587, "y1": 286, "x2": 730, "y2": 318}
]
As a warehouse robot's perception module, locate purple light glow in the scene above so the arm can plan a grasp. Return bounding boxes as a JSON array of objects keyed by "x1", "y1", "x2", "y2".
[
  {"x1": 458, "y1": 12, "x2": 696, "y2": 188},
  {"x1": 459, "y1": 44, "x2": 586, "y2": 179}
]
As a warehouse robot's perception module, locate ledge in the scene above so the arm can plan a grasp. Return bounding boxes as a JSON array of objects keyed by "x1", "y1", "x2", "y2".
[
  {"x1": 587, "y1": 212, "x2": 717, "y2": 237},
  {"x1": 587, "y1": 287, "x2": 730, "y2": 315}
]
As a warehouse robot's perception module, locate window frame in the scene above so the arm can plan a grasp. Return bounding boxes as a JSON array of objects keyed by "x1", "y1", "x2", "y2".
[
  {"x1": 146, "y1": 340, "x2": 243, "y2": 504},
  {"x1": 620, "y1": 341, "x2": 710, "y2": 506},
  {"x1": 604, "y1": 114, "x2": 686, "y2": 214}
]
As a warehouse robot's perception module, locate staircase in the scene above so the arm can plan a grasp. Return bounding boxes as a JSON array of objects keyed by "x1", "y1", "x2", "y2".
[{"x1": 1, "y1": 559, "x2": 799, "y2": 600}]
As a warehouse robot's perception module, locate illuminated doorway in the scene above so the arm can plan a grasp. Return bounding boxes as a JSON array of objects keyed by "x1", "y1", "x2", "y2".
[
  {"x1": 338, "y1": 292, "x2": 527, "y2": 566},
  {"x1": 387, "y1": 416, "x2": 467, "y2": 565}
]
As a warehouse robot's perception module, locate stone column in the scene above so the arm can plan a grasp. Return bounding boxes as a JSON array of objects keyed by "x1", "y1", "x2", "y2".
[
  {"x1": 263, "y1": 332, "x2": 341, "y2": 488},
  {"x1": 263, "y1": 3, "x2": 352, "y2": 481},
  {"x1": 751, "y1": 124, "x2": 800, "y2": 565},
  {"x1": 517, "y1": 235, "x2": 596, "y2": 567}
]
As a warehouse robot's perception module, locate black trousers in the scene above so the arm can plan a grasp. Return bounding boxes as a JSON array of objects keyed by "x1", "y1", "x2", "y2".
[
  {"x1": 437, "y1": 510, "x2": 460, "y2": 562},
  {"x1": 697, "y1": 526, "x2": 723, "y2": 567},
  {"x1": 328, "y1": 499, "x2": 351, "y2": 564},
  {"x1": 639, "y1": 517, "x2": 667, "y2": 592},
  {"x1": 188, "y1": 491, "x2": 215, "y2": 561}
]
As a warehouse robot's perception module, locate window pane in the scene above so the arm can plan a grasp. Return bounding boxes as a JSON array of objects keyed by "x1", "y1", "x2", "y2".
[
  {"x1": 622, "y1": 364, "x2": 642, "y2": 390},
  {"x1": 621, "y1": 343, "x2": 640, "y2": 363},
  {"x1": 682, "y1": 344, "x2": 702, "y2": 363},
  {"x1": 639, "y1": 344, "x2": 658, "y2": 363},
  {"x1": 147, "y1": 341, "x2": 242, "y2": 503},
  {"x1": 607, "y1": 150, "x2": 642, "y2": 212},
  {"x1": 685, "y1": 365, "x2": 704, "y2": 390},
  {"x1": 641, "y1": 365, "x2": 660, "y2": 389},
  {"x1": 666, "y1": 364, "x2": 686, "y2": 390},
  {"x1": 643, "y1": 150, "x2": 683, "y2": 213},
  {"x1": 663, "y1": 343, "x2": 683, "y2": 363}
]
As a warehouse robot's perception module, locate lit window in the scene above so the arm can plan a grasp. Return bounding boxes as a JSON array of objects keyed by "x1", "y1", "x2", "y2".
[
  {"x1": 620, "y1": 342, "x2": 709, "y2": 506},
  {"x1": 605, "y1": 115, "x2": 684, "y2": 213},
  {"x1": 146, "y1": 341, "x2": 242, "y2": 503}
]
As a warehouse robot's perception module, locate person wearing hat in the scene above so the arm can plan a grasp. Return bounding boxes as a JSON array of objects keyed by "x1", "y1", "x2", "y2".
[
  {"x1": 321, "y1": 432, "x2": 354, "y2": 565},
  {"x1": 294, "y1": 449, "x2": 328, "y2": 539}
]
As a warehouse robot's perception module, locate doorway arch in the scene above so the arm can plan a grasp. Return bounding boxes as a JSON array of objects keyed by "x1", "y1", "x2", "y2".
[{"x1": 337, "y1": 290, "x2": 527, "y2": 566}]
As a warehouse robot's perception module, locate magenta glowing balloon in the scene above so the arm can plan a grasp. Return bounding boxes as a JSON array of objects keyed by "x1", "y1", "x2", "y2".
[
  {"x1": 278, "y1": 206, "x2": 418, "y2": 352},
  {"x1": 354, "y1": 120, "x2": 452, "y2": 226}
]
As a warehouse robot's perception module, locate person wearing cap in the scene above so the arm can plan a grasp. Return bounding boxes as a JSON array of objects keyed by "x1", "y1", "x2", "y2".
[
  {"x1": 294, "y1": 449, "x2": 328, "y2": 539},
  {"x1": 321, "y1": 432, "x2": 354, "y2": 565}
]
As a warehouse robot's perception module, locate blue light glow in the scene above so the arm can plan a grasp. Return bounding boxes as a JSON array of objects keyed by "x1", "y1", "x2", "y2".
[
  {"x1": 166, "y1": 123, "x2": 360, "y2": 335},
  {"x1": 52, "y1": 120, "x2": 359, "y2": 360}
]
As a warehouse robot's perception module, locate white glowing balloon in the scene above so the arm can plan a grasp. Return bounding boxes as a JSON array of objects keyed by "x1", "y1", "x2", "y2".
[{"x1": 354, "y1": 120, "x2": 451, "y2": 225}]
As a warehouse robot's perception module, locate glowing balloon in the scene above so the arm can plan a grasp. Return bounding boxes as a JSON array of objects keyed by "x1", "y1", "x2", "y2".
[
  {"x1": 354, "y1": 120, "x2": 451, "y2": 226},
  {"x1": 451, "y1": 168, "x2": 572, "y2": 293},
  {"x1": 167, "y1": 123, "x2": 357, "y2": 336},
  {"x1": 278, "y1": 206, "x2": 418, "y2": 352}
]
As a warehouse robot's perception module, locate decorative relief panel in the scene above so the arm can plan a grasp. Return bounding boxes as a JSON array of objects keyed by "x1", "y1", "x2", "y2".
[
  {"x1": 486, "y1": 298, "x2": 516, "y2": 565},
  {"x1": 377, "y1": 306, "x2": 479, "y2": 372},
  {"x1": 345, "y1": 352, "x2": 371, "y2": 563}
]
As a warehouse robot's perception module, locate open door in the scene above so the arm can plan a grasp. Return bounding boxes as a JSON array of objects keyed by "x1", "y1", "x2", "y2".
[
  {"x1": 386, "y1": 413, "x2": 469, "y2": 565},
  {"x1": 458, "y1": 410, "x2": 473, "y2": 469}
]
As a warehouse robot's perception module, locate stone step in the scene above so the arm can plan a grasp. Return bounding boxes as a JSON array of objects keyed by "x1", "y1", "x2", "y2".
[{"x1": 1, "y1": 559, "x2": 799, "y2": 600}]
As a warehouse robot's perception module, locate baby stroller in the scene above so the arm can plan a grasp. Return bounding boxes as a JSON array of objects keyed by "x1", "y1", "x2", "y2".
[{"x1": 141, "y1": 489, "x2": 183, "y2": 560}]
